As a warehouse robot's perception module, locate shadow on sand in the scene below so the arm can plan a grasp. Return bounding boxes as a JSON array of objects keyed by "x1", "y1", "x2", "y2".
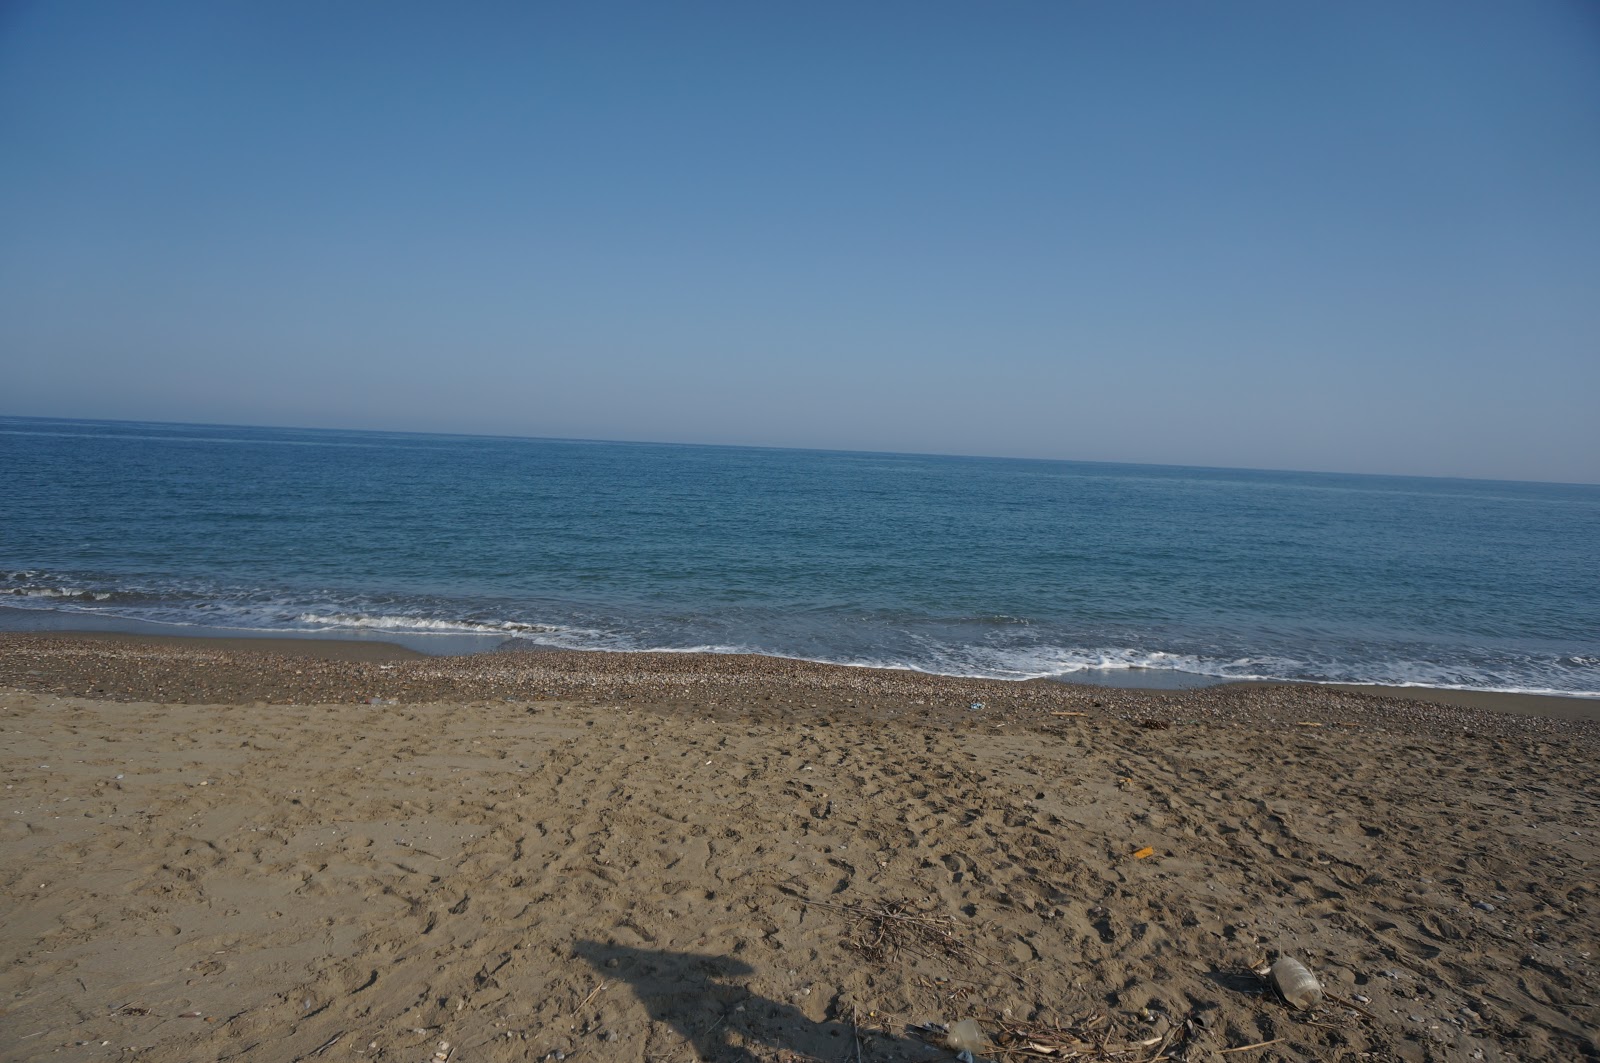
[{"x1": 574, "y1": 939, "x2": 940, "y2": 1062}]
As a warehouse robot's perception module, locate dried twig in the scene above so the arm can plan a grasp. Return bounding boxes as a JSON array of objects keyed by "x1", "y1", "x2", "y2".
[
  {"x1": 920, "y1": 1014, "x2": 1180, "y2": 1061},
  {"x1": 1325, "y1": 991, "x2": 1378, "y2": 1021},
  {"x1": 1221, "y1": 1036, "x2": 1284, "y2": 1053},
  {"x1": 1140, "y1": 1025, "x2": 1176, "y2": 1062},
  {"x1": 298, "y1": 1030, "x2": 344, "y2": 1060},
  {"x1": 570, "y1": 980, "x2": 608, "y2": 1016},
  {"x1": 796, "y1": 895, "x2": 990, "y2": 967}
]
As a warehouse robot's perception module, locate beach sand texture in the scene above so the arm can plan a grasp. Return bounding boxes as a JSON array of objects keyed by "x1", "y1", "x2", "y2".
[{"x1": 1, "y1": 635, "x2": 1596, "y2": 1062}]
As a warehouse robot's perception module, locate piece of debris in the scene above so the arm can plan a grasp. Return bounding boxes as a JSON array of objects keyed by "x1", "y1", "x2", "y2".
[{"x1": 1266, "y1": 955, "x2": 1323, "y2": 1010}]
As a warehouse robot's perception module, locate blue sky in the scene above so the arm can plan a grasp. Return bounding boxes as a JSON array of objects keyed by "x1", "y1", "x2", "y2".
[{"x1": 3, "y1": 2, "x2": 1597, "y2": 482}]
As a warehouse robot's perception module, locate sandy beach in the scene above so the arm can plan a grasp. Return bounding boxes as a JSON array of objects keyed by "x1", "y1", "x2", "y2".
[{"x1": 1, "y1": 633, "x2": 1596, "y2": 1062}]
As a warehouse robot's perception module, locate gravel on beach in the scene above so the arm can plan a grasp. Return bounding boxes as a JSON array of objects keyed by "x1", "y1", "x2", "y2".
[{"x1": 1, "y1": 632, "x2": 1595, "y2": 746}]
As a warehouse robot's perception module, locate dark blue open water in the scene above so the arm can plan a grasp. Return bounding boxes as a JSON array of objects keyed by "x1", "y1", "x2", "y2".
[{"x1": 3, "y1": 416, "x2": 1596, "y2": 696}]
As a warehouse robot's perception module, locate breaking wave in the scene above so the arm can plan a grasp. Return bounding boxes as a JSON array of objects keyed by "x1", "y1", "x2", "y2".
[{"x1": 3, "y1": 568, "x2": 1596, "y2": 698}]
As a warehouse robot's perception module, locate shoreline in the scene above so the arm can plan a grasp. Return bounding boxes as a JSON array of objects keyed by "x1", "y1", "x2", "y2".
[
  {"x1": 6, "y1": 627, "x2": 432, "y2": 661},
  {"x1": 1, "y1": 627, "x2": 1594, "y2": 724}
]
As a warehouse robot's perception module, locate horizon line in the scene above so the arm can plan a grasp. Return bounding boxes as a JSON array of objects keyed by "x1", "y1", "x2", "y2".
[{"x1": 2, "y1": 410, "x2": 1595, "y2": 489}]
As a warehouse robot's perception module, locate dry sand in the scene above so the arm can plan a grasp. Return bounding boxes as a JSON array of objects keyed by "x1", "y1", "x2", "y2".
[{"x1": 0, "y1": 633, "x2": 1596, "y2": 1062}]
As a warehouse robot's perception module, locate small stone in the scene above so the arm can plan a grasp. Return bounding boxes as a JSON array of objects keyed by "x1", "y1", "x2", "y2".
[{"x1": 1472, "y1": 901, "x2": 1496, "y2": 912}]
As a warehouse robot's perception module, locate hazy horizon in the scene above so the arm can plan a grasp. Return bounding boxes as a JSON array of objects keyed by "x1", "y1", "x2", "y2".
[
  {"x1": 6, "y1": 411, "x2": 1597, "y2": 488},
  {"x1": 4, "y1": 3, "x2": 1597, "y2": 483}
]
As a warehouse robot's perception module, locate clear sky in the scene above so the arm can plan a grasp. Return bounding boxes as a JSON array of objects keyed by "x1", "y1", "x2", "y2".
[{"x1": 3, "y1": 2, "x2": 1597, "y2": 482}]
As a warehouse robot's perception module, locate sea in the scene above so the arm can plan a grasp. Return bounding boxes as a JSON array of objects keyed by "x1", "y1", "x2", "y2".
[{"x1": 3, "y1": 416, "x2": 1597, "y2": 697}]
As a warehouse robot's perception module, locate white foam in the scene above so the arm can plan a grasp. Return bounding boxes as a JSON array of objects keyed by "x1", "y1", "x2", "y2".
[
  {"x1": 3, "y1": 587, "x2": 115, "y2": 602},
  {"x1": 5, "y1": 573, "x2": 1595, "y2": 698},
  {"x1": 295, "y1": 612, "x2": 563, "y2": 636},
  {"x1": 1361, "y1": 680, "x2": 1600, "y2": 699},
  {"x1": 904, "y1": 644, "x2": 1309, "y2": 684}
]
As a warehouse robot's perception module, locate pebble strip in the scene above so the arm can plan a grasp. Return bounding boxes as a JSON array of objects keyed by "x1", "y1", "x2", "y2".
[{"x1": 1, "y1": 633, "x2": 1594, "y2": 748}]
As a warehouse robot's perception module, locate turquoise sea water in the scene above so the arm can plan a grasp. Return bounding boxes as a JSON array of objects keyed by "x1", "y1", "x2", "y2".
[{"x1": 3, "y1": 416, "x2": 1597, "y2": 696}]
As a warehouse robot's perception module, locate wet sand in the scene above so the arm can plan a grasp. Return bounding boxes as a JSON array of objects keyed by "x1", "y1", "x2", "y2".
[
  {"x1": 1321, "y1": 683, "x2": 1600, "y2": 723},
  {"x1": 1, "y1": 632, "x2": 1596, "y2": 1061}
]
